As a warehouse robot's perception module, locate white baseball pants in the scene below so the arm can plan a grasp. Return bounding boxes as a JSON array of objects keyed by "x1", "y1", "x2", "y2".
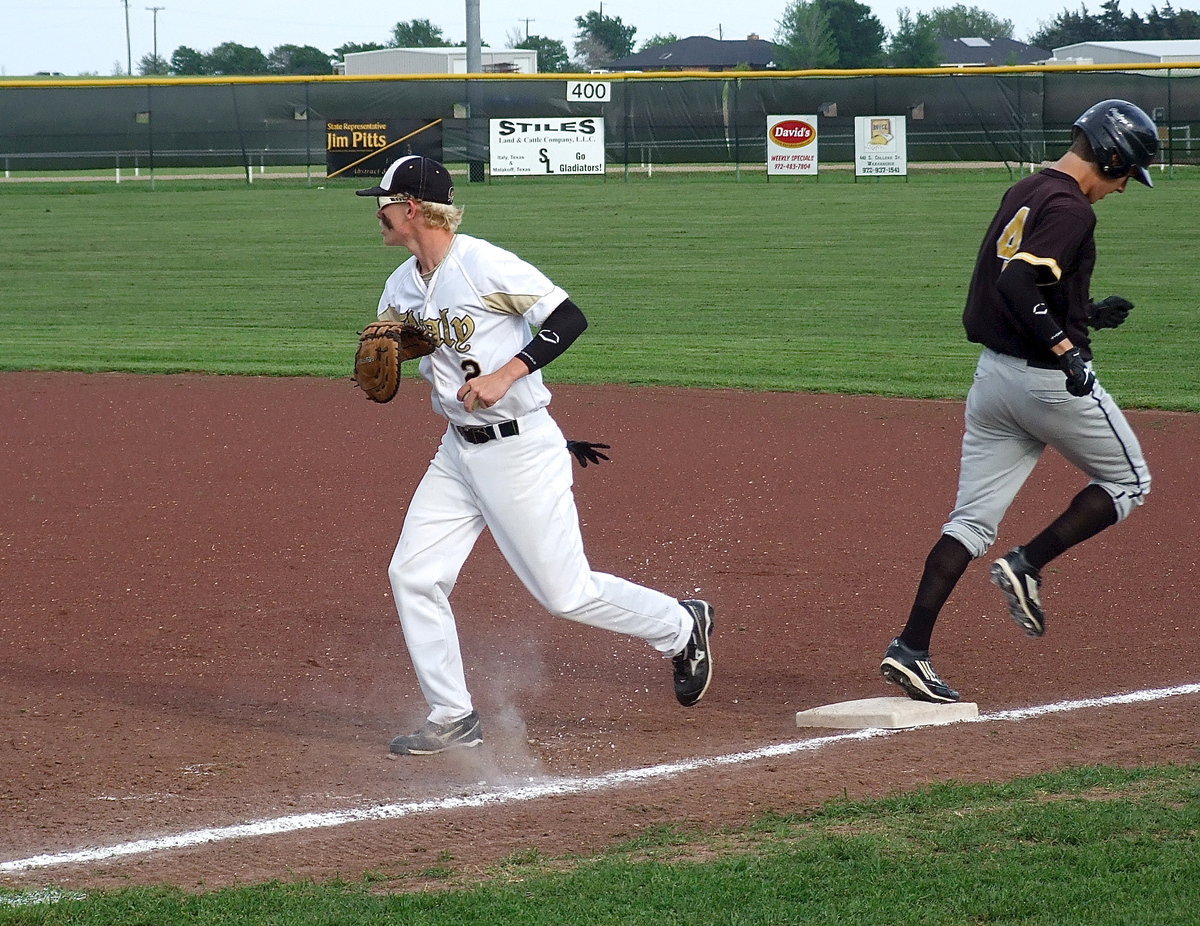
[{"x1": 389, "y1": 408, "x2": 692, "y2": 724}]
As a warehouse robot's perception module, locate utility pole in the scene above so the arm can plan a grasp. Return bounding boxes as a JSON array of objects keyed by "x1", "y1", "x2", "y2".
[
  {"x1": 121, "y1": 0, "x2": 132, "y2": 74},
  {"x1": 520, "y1": 17, "x2": 535, "y2": 39},
  {"x1": 465, "y1": 0, "x2": 483, "y2": 182},
  {"x1": 147, "y1": 6, "x2": 165, "y2": 69},
  {"x1": 466, "y1": 0, "x2": 481, "y2": 72}
]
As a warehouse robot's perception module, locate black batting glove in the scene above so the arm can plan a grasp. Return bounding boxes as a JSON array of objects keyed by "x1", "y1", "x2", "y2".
[
  {"x1": 1087, "y1": 295, "x2": 1133, "y2": 330},
  {"x1": 566, "y1": 440, "x2": 611, "y2": 468},
  {"x1": 1058, "y1": 347, "x2": 1096, "y2": 397}
]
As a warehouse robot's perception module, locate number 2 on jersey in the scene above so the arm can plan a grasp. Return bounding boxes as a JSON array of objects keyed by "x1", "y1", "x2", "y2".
[{"x1": 996, "y1": 206, "x2": 1030, "y2": 260}]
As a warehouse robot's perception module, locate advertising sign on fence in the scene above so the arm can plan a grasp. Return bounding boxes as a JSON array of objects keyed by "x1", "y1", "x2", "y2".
[
  {"x1": 854, "y1": 116, "x2": 908, "y2": 177},
  {"x1": 767, "y1": 115, "x2": 819, "y2": 175},
  {"x1": 489, "y1": 117, "x2": 606, "y2": 176},
  {"x1": 325, "y1": 120, "x2": 443, "y2": 178}
]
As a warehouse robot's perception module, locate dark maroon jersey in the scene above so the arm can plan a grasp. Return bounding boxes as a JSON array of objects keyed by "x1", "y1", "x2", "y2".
[{"x1": 963, "y1": 168, "x2": 1097, "y2": 363}]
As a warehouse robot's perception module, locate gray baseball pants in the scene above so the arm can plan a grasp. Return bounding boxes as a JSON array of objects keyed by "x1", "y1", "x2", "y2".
[{"x1": 942, "y1": 348, "x2": 1151, "y2": 558}]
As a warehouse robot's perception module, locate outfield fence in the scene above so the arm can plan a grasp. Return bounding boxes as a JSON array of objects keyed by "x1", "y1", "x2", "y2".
[{"x1": 2, "y1": 64, "x2": 1198, "y2": 182}]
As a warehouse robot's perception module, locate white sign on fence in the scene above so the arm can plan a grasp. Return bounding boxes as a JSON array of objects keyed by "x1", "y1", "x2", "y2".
[
  {"x1": 854, "y1": 116, "x2": 908, "y2": 176},
  {"x1": 766, "y1": 115, "x2": 819, "y2": 175},
  {"x1": 489, "y1": 117, "x2": 606, "y2": 176},
  {"x1": 566, "y1": 80, "x2": 611, "y2": 103}
]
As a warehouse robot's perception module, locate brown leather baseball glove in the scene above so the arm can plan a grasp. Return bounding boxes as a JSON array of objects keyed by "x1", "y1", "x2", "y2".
[{"x1": 353, "y1": 321, "x2": 437, "y2": 403}]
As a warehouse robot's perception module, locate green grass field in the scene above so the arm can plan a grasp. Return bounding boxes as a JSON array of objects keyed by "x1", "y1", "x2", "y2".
[
  {"x1": 3, "y1": 765, "x2": 1198, "y2": 923},
  {"x1": 1, "y1": 172, "x2": 1196, "y2": 920},
  {"x1": 1, "y1": 168, "x2": 1196, "y2": 408}
]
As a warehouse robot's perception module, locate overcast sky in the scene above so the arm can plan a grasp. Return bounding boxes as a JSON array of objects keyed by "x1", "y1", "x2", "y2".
[{"x1": 0, "y1": 0, "x2": 1175, "y2": 76}]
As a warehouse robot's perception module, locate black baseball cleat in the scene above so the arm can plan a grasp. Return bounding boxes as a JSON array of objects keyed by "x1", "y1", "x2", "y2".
[
  {"x1": 990, "y1": 547, "x2": 1046, "y2": 637},
  {"x1": 673, "y1": 599, "x2": 714, "y2": 706},
  {"x1": 389, "y1": 710, "x2": 483, "y2": 755},
  {"x1": 880, "y1": 638, "x2": 961, "y2": 703}
]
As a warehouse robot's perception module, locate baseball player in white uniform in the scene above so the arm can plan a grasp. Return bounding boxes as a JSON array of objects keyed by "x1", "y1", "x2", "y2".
[{"x1": 356, "y1": 156, "x2": 714, "y2": 755}]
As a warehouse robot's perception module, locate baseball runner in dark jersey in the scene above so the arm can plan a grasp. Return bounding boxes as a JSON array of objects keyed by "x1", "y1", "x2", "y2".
[{"x1": 879, "y1": 100, "x2": 1159, "y2": 703}]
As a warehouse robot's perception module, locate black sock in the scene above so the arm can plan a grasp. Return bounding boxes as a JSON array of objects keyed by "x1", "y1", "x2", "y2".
[
  {"x1": 899, "y1": 535, "x2": 972, "y2": 652},
  {"x1": 1022, "y1": 484, "x2": 1118, "y2": 571}
]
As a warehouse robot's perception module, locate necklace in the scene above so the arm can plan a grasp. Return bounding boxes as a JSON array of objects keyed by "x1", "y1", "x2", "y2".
[
  {"x1": 419, "y1": 234, "x2": 455, "y2": 280},
  {"x1": 418, "y1": 234, "x2": 455, "y2": 316}
]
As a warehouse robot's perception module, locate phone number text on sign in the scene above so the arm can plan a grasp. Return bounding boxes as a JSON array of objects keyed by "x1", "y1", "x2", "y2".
[{"x1": 489, "y1": 118, "x2": 606, "y2": 176}]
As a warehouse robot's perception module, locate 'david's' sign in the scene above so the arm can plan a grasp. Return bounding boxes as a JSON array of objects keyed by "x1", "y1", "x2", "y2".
[{"x1": 767, "y1": 115, "x2": 819, "y2": 176}]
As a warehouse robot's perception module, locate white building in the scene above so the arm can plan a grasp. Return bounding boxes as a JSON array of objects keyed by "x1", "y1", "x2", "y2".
[
  {"x1": 1047, "y1": 39, "x2": 1200, "y2": 65},
  {"x1": 339, "y1": 47, "x2": 538, "y2": 75}
]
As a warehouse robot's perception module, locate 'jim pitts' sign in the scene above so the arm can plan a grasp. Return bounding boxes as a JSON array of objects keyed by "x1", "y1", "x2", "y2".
[
  {"x1": 489, "y1": 117, "x2": 605, "y2": 176},
  {"x1": 326, "y1": 121, "x2": 393, "y2": 177},
  {"x1": 327, "y1": 121, "x2": 388, "y2": 150}
]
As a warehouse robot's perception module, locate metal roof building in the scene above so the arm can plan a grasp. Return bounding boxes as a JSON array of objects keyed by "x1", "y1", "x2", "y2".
[
  {"x1": 1047, "y1": 40, "x2": 1200, "y2": 65},
  {"x1": 339, "y1": 47, "x2": 538, "y2": 75}
]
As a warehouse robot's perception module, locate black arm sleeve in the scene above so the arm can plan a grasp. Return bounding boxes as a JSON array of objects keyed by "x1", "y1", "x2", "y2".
[
  {"x1": 515, "y1": 298, "x2": 588, "y2": 372},
  {"x1": 995, "y1": 259, "x2": 1068, "y2": 349}
]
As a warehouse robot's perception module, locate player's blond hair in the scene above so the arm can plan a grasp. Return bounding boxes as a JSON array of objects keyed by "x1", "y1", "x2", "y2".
[{"x1": 419, "y1": 200, "x2": 465, "y2": 233}]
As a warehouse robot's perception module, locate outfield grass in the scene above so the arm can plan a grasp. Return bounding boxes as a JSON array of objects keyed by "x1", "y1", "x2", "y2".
[
  {"x1": 1, "y1": 173, "x2": 1196, "y2": 920},
  {"x1": 2, "y1": 764, "x2": 1197, "y2": 923},
  {"x1": 2, "y1": 169, "x2": 1196, "y2": 409}
]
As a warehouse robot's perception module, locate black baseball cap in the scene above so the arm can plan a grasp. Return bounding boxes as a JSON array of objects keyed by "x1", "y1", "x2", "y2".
[{"x1": 355, "y1": 155, "x2": 454, "y2": 204}]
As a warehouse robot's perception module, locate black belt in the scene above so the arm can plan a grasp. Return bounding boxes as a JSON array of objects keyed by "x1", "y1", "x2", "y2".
[
  {"x1": 1026, "y1": 357, "x2": 1060, "y2": 370},
  {"x1": 455, "y1": 420, "x2": 520, "y2": 444}
]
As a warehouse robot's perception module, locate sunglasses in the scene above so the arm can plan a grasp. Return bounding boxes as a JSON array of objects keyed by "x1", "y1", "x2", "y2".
[{"x1": 376, "y1": 195, "x2": 412, "y2": 209}]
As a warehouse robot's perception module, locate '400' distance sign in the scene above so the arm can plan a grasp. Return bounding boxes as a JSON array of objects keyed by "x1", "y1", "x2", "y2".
[{"x1": 489, "y1": 117, "x2": 606, "y2": 176}]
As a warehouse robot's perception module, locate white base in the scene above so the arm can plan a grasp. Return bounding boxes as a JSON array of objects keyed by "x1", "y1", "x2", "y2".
[{"x1": 795, "y1": 696, "x2": 978, "y2": 730}]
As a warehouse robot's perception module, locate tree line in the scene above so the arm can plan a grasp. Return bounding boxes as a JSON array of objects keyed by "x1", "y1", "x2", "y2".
[
  {"x1": 1029, "y1": 0, "x2": 1200, "y2": 49},
  {"x1": 125, "y1": 4, "x2": 1198, "y2": 77},
  {"x1": 781, "y1": 0, "x2": 1200, "y2": 69},
  {"x1": 135, "y1": 19, "x2": 440, "y2": 76},
  {"x1": 134, "y1": 15, "x2": 669, "y2": 76}
]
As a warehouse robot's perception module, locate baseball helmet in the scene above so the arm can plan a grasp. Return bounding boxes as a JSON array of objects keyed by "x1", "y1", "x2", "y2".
[{"x1": 1073, "y1": 99, "x2": 1158, "y2": 187}]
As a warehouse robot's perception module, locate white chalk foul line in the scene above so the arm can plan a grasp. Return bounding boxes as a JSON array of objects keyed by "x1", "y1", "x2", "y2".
[{"x1": 3, "y1": 682, "x2": 1197, "y2": 874}]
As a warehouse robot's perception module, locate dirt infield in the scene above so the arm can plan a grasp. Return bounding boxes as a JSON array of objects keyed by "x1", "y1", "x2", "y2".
[{"x1": 1, "y1": 372, "x2": 1197, "y2": 891}]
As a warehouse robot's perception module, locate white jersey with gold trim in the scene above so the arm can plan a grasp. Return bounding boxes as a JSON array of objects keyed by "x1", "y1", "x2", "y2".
[{"x1": 376, "y1": 233, "x2": 567, "y2": 427}]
